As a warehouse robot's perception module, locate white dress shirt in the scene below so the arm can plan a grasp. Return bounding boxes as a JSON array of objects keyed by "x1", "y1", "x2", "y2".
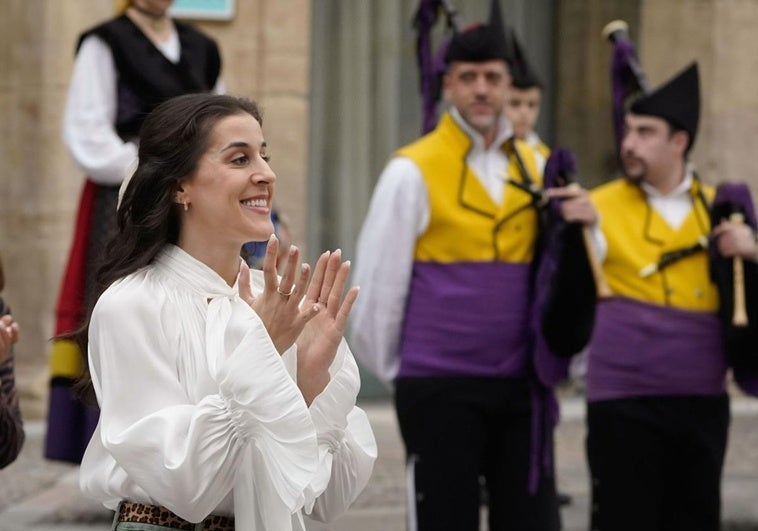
[
  {"x1": 80, "y1": 245, "x2": 376, "y2": 530},
  {"x1": 640, "y1": 168, "x2": 696, "y2": 230}
]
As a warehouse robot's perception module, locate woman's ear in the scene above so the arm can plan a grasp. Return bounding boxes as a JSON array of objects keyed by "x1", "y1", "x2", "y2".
[{"x1": 175, "y1": 184, "x2": 192, "y2": 212}]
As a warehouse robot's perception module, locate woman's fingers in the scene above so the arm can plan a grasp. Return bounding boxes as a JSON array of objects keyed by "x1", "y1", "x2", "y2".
[
  {"x1": 318, "y1": 249, "x2": 342, "y2": 304},
  {"x1": 334, "y1": 286, "x2": 360, "y2": 332},
  {"x1": 325, "y1": 260, "x2": 351, "y2": 315},
  {"x1": 306, "y1": 251, "x2": 330, "y2": 303},
  {"x1": 288, "y1": 262, "x2": 311, "y2": 304},
  {"x1": 262, "y1": 234, "x2": 280, "y2": 294},
  {"x1": 277, "y1": 245, "x2": 300, "y2": 298},
  {"x1": 7, "y1": 322, "x2": 19, "y2": 344}
]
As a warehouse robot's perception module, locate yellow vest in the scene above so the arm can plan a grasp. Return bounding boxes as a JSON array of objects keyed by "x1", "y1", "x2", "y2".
[
  {"x1": 397, "y1": 112, "x2": 547, "y2": 263},
  {"x1": 591, "y1": 178, "x2": 717, "y2": 312}
]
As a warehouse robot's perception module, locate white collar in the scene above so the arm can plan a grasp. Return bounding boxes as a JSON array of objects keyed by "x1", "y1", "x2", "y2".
[
  {"x1": 449, "y1": 106, "x2": 513, "y2": 150},
  {"x1": 640, "y1": 164, "x2": 695, "y2": 199},
  {"x1": 155, "y1": 244, "x2": 240, "y2": 299}
]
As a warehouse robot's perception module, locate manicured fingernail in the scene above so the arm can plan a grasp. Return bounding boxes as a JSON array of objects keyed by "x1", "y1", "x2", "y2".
[{"x1": 290, "y1": 245, "x2": 298, "y2": 255}]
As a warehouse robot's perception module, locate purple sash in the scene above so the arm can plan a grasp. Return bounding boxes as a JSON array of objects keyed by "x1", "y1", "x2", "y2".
[
  {"x1": 398, "y1": 262, "x2": 532, "y2": 378},
  {"x1": 587, "y1": 297, "x2": 727, "y2": 401}
]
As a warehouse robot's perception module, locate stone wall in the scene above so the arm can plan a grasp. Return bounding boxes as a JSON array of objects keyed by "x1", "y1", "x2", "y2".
[
  {"x1": 555, "y1": 0, "x2": 758, "y2": 194},
  {"x1": 0, "y1": 0, "x2": 311, "y2": 418},
  {"x1": 639, "y1": 0, "x2": 758, "y2": 192}
]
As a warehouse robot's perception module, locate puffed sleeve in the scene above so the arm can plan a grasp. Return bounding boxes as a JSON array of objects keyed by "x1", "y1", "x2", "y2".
[
  {"x1": 300, "y1": 341, "x2": 378, "y2": 522},
  {"x1": 351, "y1": 157, "x2": 429, "y2": 383},
  {"x1": 83, "y1": 277, "x2": 318, "y2": 523},
  {"x1": 62, "y1": 35, "x2": 138, "y2": 185}
]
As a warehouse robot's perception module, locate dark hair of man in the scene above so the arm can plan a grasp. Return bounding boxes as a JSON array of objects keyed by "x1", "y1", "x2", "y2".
[
  {"x1": 665, "y1": 121, "x2": 692, "y2": 156},
  {"x1": 70, "y1": 93, "x2": 262, "y2": 397}
]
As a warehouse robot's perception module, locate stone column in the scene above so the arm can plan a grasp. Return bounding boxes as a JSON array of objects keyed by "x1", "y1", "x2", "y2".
[
  {"x1": 639, "y1": 0, "x2": 758, "y2": 192},
  {"x1": 0, "y1": 0, "x2": 112, "y2": 418}
]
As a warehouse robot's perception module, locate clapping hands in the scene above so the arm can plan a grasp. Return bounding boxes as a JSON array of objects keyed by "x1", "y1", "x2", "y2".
[{"x1": 238, "y1": 235, "x2": 359, "y2": 404}]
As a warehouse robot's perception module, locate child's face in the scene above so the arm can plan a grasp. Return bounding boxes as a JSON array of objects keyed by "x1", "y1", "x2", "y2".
[{"x1": 504, "y1": 87, "x2": 541, "y2": 140}]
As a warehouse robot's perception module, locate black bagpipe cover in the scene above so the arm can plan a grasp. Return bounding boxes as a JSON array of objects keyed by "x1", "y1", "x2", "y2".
[
  {"x1": 709, "y1": 182, "x2": 758, "y2": 370},
  {"x1": 538, "y1": 148, "x2": 597, "y2": 358}
]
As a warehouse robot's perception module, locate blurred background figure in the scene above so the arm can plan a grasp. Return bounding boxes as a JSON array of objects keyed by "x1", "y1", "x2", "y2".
[
  {"x1": 45, "y1": 0, "x2": 223, "y2": 464},
  {"x1": 0, "y1": 255, "x2": 24, "y2": 470},
  {"x1": 241, "y1": 210, "x2": 293, "y2": 271}
]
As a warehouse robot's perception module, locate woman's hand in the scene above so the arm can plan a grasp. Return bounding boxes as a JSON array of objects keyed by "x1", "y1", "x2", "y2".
[
  {"x1": 0, "y1": 314, "x2": 20, "y2": 364},
  {"x1": 238, "y1": 235, "x2": 321, "y2": 354},
  {"x1": 296, "y1": 249, "x2": 359, "y2": 405}
]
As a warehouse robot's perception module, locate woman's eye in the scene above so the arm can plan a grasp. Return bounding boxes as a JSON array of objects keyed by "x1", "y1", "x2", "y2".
[
  {"x1": 262, "y1": 155, "x2": 271, "y2": 163},
  {"x1": 231, "y1": 155, "x2": 249, "y2": 165}
]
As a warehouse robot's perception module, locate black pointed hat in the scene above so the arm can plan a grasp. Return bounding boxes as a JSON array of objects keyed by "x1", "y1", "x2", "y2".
[
  {"x1": 508, "y1": 30, "x2": 541, "y2": 88},
  {"x1": 629, "y1": 62, "x2": 700, "y2": 148},
  {"x1": 445, "y1": 0, "x2": 513, "y2": 64}
]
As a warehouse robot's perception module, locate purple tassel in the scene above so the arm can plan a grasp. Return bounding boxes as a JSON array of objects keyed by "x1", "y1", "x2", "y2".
[
  {"x1": 413, "y1": 0, "x2": 442, "y2": 134},
  {"x1": 610, "y1": 38, "x2": 643, "y2": 153},
  {"x1": 413, "y1": 0, "x2": 459, "y2": 133}
]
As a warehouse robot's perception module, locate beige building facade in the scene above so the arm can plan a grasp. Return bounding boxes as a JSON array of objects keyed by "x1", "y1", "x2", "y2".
[
  {"x1": 2, "y1": 0, "x2": 757, "y2": 415},
  {"x1": 1, "y1": 0, "x2": 312, "y2": 417}
]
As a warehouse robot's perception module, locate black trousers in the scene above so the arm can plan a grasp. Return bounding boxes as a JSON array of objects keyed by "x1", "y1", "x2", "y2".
[
  {"x1": 395, "y1": 377, "x2": 560, "y2": 531},
  {"x1": 586, "y1": 395, "x2": 730, "y2": 531}
]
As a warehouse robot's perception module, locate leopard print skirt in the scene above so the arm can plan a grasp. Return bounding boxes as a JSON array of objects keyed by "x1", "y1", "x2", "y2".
[{"x1": 113, "y1": 501, "x2": 235, "y2": 530}]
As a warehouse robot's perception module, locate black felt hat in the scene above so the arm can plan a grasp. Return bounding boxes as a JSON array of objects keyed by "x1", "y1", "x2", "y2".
[
  {"x1": 445, "y1": 0, "x2": 512, "y2": 64},
  {"x1": 508, "y1": 30, "x2": 541, "y2": 88},
  {"x1": 629, "y1": 62, "x2": 700, "y2": 148}
]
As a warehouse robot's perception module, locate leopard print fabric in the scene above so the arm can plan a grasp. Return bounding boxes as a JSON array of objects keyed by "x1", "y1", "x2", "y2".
[{"x1": 117, "y1": 502, "x2": 235, "y2": 530}]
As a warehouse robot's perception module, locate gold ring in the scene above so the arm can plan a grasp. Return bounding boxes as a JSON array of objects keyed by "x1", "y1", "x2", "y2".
[{"x1": 277, "y1": 286, "x2": 294, "y2": 297}]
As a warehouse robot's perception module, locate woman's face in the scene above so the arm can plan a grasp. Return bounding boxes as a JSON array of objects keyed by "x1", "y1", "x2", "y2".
[{"x1": 179, "y1": 113, "x2": 276, "y2": 249}]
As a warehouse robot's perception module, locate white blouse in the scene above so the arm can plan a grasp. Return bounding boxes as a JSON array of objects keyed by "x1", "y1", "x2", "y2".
[{"x1": 80, "y1": 245, "x2": 377, "y2": 530}]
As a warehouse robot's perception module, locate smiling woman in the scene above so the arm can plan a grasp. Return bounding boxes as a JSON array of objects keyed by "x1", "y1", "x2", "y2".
[{"x1": 72, "y1": 93, "x2": 377, "y2": 531}]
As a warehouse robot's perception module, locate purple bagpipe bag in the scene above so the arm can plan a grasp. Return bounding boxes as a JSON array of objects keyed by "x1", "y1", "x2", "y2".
[{"x1": 533, "y1": 148, "x2": 597, "y2": 369}]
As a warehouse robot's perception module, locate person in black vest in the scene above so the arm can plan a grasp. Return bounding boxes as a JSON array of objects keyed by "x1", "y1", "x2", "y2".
[{"x1": 45, "y1": 0, "x2": 222, "y2": 463}]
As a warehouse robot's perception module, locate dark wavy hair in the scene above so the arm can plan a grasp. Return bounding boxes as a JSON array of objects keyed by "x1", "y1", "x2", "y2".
[{"x1": 73, "y1": 93, "x2": 263, "y2": 397}]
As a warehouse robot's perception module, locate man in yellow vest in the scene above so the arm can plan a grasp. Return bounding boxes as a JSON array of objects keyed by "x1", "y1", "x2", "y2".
[
  {"x1": 569, "y1": 62, "x2": 758, "y2": 530},
  {"x1": 352, "y1": 1, "x2": 579, "y2": 529}
]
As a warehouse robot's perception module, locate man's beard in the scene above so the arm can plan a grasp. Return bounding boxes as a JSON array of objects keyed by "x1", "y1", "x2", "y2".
[{"x1": 622, "y1": 155, "x2": 646, "y2": 180}]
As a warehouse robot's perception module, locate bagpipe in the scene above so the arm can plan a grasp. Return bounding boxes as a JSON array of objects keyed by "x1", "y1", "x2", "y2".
[
  {"x1": 536, "y1": 148, "x2": 608, "y2": 358},
  {"x1": 604, "y1": 20, "x2": 758, "y2": 368}
]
